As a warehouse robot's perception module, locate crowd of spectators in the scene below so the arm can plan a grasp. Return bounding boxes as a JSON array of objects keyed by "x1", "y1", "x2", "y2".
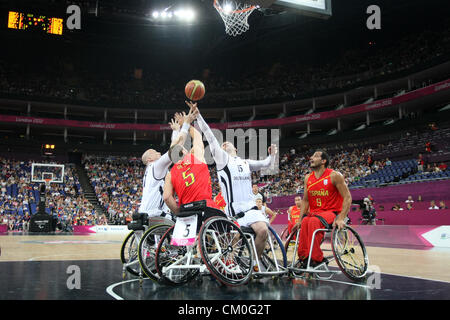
[
  {"x1": 0, "y1": 157, "x2": 102, "y2": 231},
  {"x1": 0, "y1": 18, "x2": 448, "y2": 109},
  {"x1": 83, "y1": 155, "x2": 143, "y2": 225},
  {"x1": 251, "y1": 146, "x2": 381, "y2": 198}
]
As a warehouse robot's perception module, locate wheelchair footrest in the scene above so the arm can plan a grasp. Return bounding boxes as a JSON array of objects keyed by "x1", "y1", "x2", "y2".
[{"x1": 254, "y1": 270, "x2": 288, "y2": 277}]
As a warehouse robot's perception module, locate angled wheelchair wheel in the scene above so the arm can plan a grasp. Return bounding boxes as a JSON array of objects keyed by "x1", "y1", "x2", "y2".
[
  {"x1": 154, "y1": 225, "x2": 199, "y2": 286},
  {"x1": 331, "y1": 225, "x2": 369, "y2": 282},
  {"x1": 120, "y1": 231, "x2": 141, "y2": 277},
  {"x1": 284, "y1": 228, "x2": 301, "y2": 267},
  {"x1": 280, "y1": 226, "x2": 290, "y2": 242},
  {"x1": 260, "y1": 226, "x2": 288, "y2": 271},
  {"x1": 138, "y1": 224, "x2": 172, "y2": 282},
  {"x1": 199, "y1": 216, "x2": 253, "y2": 286}
]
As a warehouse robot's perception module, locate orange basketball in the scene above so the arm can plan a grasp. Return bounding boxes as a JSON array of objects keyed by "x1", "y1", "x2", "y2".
[{"x1": 185, "y1": 80, "x2": 205, "y2": 101}]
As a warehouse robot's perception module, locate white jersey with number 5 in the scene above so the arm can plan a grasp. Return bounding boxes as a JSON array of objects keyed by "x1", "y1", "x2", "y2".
[{"x1": 217, "y1": 156, "x2": 254, "y2": 217}]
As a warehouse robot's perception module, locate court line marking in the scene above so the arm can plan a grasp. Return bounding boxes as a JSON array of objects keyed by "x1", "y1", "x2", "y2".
[
  {"x1": 27, "y1": 253, "x2": 115, "y2": 261},
  {"x1": 106, "y1": 279, "x2": 142, "y2": 300},
  {"x1": 314, "y1": 277, "x2": 372, "y2": 289}
]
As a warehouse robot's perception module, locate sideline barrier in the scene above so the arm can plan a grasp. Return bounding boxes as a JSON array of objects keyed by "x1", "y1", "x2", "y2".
[
  {"x1": 272, "y1": 224, "x2": 450, "y2": 248},
  {"x1": 0, "y1": 224, "x2": 7, "y2": 234},
  {"x1": 272, "y1": 210, "x2": 450, "y2": 226},
  {"x1": 351, "y1": 225, "x2": 450, "y2": 248},
  {"x1": 73, "y1": 225, "x2": 129, "y2": 234}
]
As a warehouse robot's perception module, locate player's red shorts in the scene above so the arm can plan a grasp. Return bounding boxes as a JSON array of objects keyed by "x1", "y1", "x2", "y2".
[{"x1": 297, "y1": 210, "x2": 337, "y2": 263}]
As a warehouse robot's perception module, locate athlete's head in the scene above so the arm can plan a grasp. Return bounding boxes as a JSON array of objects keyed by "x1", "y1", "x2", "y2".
[
  {"x1": 310, "y1": 150, "x2": 329, "y2": 169},
  {"x1": 221, "y1": 141, "x2": 237, "y2": 155},
  {"x1": 252, "y1": 184, "x2": 259, "y2": 194},
  {"x1": 142, "y1": 149, "x2": 161, "y2": 165},
  {"x1": 255, "y1": 198, "x2": 263, "y2": 209},
  {"x1": 294, "y1": 195, "x2": 302, "y2": 206},
  {"x1": 168, "y1": 144, "x2": 188, "y2": 163}
]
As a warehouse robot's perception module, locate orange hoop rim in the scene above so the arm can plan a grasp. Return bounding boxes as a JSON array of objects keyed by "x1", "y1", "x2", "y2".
[
  {"x1": 44, "y1": 178, "x2": 52, "y2": 185},
  {"x1": 213, "y1": 0, "x2": 257, "y2": 14}
]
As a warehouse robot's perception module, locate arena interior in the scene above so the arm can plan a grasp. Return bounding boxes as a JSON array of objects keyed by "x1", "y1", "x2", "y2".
[{"x1": 0, "y1": 0, "x2": 450, "y2": 308}]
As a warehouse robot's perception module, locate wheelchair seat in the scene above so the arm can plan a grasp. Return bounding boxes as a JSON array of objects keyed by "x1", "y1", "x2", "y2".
[{"x1": 240, "y1": 226, "x2": 255, "y2": 235}]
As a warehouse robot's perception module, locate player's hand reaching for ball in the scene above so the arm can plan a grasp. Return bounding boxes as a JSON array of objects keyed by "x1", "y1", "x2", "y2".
[
  {"x1": 169, "y1": 118, "x2": 180, "y2": 131},
  {"x1": 185, "y1": 100, "x2": 199, "y2": 122},
  {"x1": 174, "y1": 112, "x2": 184, "y2": 127}
]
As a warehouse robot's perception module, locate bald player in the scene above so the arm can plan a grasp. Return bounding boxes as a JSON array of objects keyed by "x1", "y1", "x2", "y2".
[{"x1": 138, "y1": 112, "x2": 192, "y2": 219}]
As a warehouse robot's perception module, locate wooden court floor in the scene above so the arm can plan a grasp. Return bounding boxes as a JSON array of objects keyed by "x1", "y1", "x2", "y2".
[{"x1": 1, "y1": 232, "x2": 450, "y2": 283}]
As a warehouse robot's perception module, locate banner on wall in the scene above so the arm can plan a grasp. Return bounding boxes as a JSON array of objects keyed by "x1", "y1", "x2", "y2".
[
  {"x1": 0, "y1": 79, "x2": 449, "y2": 131},
  {"x1": 421, "y1": 226, "x2": 450, "y2": 248},
  {"x1": 73, "y1": 225, "x2": 129, "y2": 234}
]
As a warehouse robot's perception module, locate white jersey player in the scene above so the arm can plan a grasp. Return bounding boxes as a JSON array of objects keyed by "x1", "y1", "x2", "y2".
[
  {"x1": 138, "y1": 113, "x2": 193, "y2": 218},
  {"x1": 191, "y1": 102, "x2": 277, "y2": 262}
]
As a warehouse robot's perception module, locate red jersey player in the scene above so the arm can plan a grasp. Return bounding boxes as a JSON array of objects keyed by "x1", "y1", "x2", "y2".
[
  {"x1": 287, "y1": 195, "x2": 302, "y2": 236},
  {"x1": 293, "y1": 150, "x2": 352, "y2": 267},
  {"x1": 163, "y1": 101, "x2": 222, "y2": 216}
]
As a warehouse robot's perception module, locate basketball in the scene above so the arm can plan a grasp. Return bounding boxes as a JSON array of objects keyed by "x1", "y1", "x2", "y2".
[{"x1": 185, "y1": 80, "x2": 205, "y2": 101}]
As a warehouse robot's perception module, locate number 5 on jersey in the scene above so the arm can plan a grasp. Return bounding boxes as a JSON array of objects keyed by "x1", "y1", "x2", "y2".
[{"x1": 182, "y1": 168, "x2": 195, "y2": 187}]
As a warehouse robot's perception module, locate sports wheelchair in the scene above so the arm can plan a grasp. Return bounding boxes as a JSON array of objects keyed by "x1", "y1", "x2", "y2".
[
  {"x1": 235, "y1": 211, "x2": 288, "y2": 278},
  {"x1": 284, "y1": 215, "x2": 369, "y2": 282},
  {"x1": 120, "y1": 212, "x2": 174, "y2": 282},
  {"x1": 154, "y1": 200, "x2": 255, "y2": 286}
]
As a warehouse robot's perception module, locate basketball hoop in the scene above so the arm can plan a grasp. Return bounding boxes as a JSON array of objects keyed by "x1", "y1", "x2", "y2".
[
  {"x1": 214, "y1": 0, "x2": 258, "y2": 36},
  {"x1": 44, "y1": 178, "x2": 52, "y2": 188}
]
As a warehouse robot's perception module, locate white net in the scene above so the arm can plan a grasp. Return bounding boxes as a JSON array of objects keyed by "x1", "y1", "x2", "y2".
[{"x1": 214, "y1": 0, "x2": 258, "y2": 36}]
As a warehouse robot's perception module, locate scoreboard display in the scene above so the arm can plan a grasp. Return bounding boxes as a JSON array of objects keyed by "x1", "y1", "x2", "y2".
[
  {"x1": 273, "y1": 0, "x2": 332, "y2": 18},
  {"x1": 7, "y1": 11, "x2": 63, "y2": 35}
]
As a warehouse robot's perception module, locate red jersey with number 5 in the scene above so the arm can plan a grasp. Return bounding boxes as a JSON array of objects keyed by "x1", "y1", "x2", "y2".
[
  {"x1": 170, "y1": 153, "x2": 218, "y2": 208},
  {"x1": 307, "y1": 168, "x2": 343, "y2": 214}
]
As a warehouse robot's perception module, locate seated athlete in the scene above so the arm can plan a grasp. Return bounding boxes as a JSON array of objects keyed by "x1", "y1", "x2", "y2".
[
  {"x1": 287, "y1": 195, "x2": 302, "y2": 237},
  {"x1": 138, "y1": 113, "x2": 186, "y2": 220},
  {"x1": 293, "y1": 150, "x2": 351, "y2": 268},
  {"x1": 191, "y1": 101, "x2": 277, "y2": 265},
  {"x1": 255, "y1": 197, "x2": 277, "y2": 225},
  {"x1": 163, "y1": 102, "x2": 223, "y2": 219}
]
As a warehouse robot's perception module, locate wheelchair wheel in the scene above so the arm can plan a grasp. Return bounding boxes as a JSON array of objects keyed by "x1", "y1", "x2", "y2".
[
  {"x1": 331, "y1": 225, "x2": 369, "y2": 282},
  {"x1": 284, "y1": 228, "x2": 300, "y2": 267},
  {"x1": 260, "y1": 226, "x2": 287, "y2": 271},
  {"x1": 199, "y1": 216, "x2": 253, "y2": 286},
  {"x1": 280, "y1": 226, "x2": 290, "y2": 242},
  {"x1": 120, "y1": 231, "x2": 140, "y2": 277},
  {"x1": 154, "y1": 225, "x2": 199, "y2": 285},
  {"x1": 138, "y1": 224, "x2": 172, "y2": 282}
]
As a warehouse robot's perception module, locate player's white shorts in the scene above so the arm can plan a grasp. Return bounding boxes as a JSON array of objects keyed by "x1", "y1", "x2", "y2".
[{"x1": 236, "y1": 209, "x2": 269, "y2": 228}]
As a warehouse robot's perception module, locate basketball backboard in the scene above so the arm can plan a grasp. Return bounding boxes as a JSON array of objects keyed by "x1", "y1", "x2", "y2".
[
  {"x1": 31, "y1": 163, "x2": 65, "y2": 184},
  {"x1": 271, "y1": 0, "x2": 332, "y2": 18}
]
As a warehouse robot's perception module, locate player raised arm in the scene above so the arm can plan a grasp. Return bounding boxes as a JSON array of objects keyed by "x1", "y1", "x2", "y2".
[
  {"x1": 151, "y1": 113, "x2": 192, "y2": 180},
  {"x1": 189, "y1": 101, "x2": 229, "y2": 170}
]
